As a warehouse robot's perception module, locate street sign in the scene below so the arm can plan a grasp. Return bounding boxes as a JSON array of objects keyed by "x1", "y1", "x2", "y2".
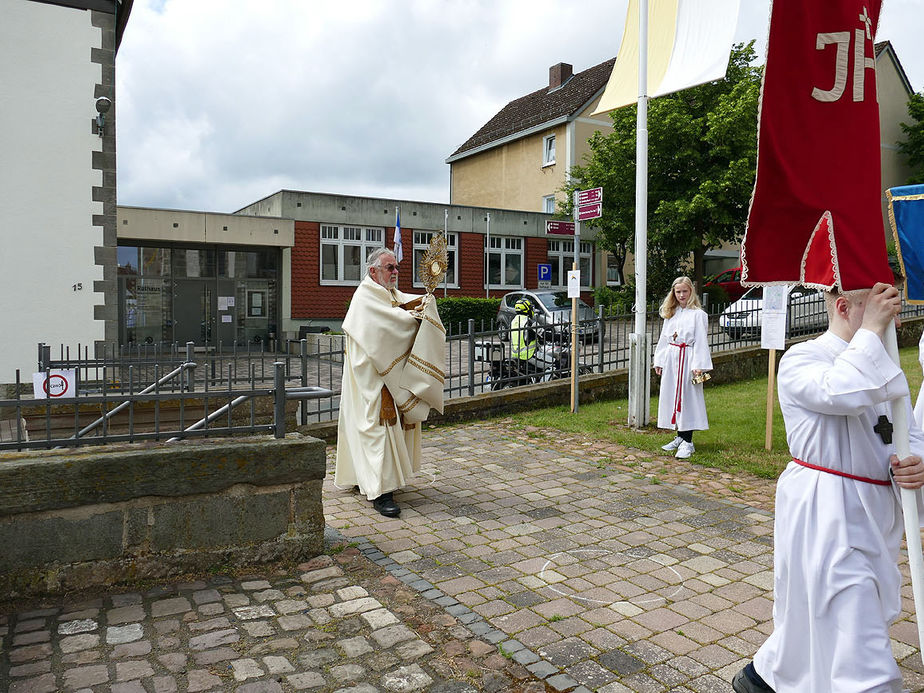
[
  {"x1": 577, "y1": 187, "x2": 603, "y2": 205},
  {"x1": 546, "y1": 220, "x2": 575, "y2": 235},
  {"x1": 577, "y1": 202, "x2": 602, "y2": 222},
  {"x1": 537, "y1": 263, "x2": 552, "y2": 282}
]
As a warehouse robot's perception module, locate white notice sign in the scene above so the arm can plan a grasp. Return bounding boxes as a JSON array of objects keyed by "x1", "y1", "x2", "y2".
[
  {"x1": 567, "y1": 270, "x2": 581, "y2": 298},
  {"x1": 761, "y1": 285, "x2": 788, "y2": 350},
  {"x1": 32, "y1": 369, "x2": 76, "y2": 399}
]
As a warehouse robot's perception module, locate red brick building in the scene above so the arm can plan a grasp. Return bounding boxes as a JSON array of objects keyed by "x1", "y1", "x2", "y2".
[{"x1": 236, "y1": 190, "x2": 600, "y2": 334}]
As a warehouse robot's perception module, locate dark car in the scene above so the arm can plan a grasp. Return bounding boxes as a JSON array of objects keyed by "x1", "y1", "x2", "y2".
[
  {"x1": 703, "y1": 266, "x2": 746, "y2": 302},
  {"x1": 496, "y1": 290, "x2": 603, "y2": 343}
]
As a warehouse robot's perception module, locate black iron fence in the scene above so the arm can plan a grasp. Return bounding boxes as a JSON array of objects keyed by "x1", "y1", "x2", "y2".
[
  {"x1": 10, "y1": 296, "x2": 924, "y2": 449},
  {"x1": 3, "y1": 359, "x2": 330, "y2": 451}
]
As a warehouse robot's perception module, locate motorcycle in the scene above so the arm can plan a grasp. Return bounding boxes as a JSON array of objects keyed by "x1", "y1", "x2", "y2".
[{"x1": 475, "y1": 329, "x2": 592, "y2": 390}]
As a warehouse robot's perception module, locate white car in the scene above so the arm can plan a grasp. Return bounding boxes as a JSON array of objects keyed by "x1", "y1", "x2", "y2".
[{"x1": 719, "y1": 285, "x2": 828, "y2": 339}]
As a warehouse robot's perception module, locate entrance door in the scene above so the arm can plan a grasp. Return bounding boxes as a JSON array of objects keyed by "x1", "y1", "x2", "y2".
[{"x1": 173, "y1": 279, "x2": 208, "y2": 345}]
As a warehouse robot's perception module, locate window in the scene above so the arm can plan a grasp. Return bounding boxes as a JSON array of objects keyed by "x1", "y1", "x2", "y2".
[
  {"x1": 542, "y1": 195, "x2": 556, "y2": 214},
  {"x1": 542, "y1": 134, "x2": 556, "y2": 166},
  {"x1": 486, "y1": 236, "x2": 523, "y2": 288},
  {"x1": 412, "y1": 232, "x2": 458, "y2": 288},
  {"x1": 547, "y1": 240, "x2": 592, "y2": 288},
  {"x1": 320, "y1": 225, "x2": 384, "y2": 284}
]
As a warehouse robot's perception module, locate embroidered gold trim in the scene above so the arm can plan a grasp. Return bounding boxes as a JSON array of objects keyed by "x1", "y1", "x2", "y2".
[
  {"x1": 408, "y1": 354, "x2": 445, "y2": 382},
  {"x1": 378, "y1": 348, "x2": 412, "y2": 377},
  {"x1": 424, "y1": 314, "x2": 446, "y2": 333},
  {"x1": 398, "y1": 394, "x2": 421, "y2": 413}
]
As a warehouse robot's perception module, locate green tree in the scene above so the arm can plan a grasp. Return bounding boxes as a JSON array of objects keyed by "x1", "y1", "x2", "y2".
[
  {"x1": 560, "y1": 42, "x2": 761, "y2": 295},
  {"x1": 898, "y1": 91, "x2": 924, "y2": 185}
]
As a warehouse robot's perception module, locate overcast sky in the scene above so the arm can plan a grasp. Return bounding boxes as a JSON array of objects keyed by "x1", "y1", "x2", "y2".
[{"x1": 116, "y1": 0, "x2": 924, "y2": 214}]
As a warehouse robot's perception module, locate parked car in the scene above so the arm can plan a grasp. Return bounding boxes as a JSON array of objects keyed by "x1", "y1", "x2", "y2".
[
  {"x1": 496, "y1": 290, "x2": 603, "y2": 343},
  {"x1": 719, "y1": 285, "x2": 828, "y2": 339},
  {"x1": 703, "y1": 265, "x2": 746, "y2": 302}
]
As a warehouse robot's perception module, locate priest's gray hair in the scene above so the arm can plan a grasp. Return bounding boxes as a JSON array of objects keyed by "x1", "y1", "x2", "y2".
[{"x1": 366, "y1": 247, "x2": 396, "y2": 276}]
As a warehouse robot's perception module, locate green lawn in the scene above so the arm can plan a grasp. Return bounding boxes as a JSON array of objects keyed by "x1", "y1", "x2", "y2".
[{"x1": 505, "y1": 344, "x2": 923, "y2": 480}]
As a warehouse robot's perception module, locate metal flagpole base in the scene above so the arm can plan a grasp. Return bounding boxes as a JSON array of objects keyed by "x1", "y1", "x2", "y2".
[{"x1": 628, "y1": 332, "x2": 650, "y2": 428}]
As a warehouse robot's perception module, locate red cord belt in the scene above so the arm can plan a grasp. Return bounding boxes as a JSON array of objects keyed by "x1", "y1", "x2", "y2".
[
  {"x1": 793, "y1": 458, "x2": 891, "y2": 486},
  {"x1": 670, "y1": 342, "x2": 688, "y2": 425}
]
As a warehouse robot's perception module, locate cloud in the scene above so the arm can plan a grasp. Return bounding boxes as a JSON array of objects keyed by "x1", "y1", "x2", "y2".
[{"x1": 116, "y1": 0, "x2": 923, "y2": 213}]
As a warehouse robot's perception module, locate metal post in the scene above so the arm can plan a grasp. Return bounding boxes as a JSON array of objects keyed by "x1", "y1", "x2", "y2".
[
  {"x1": 300, "y1": 338, "x2": 308, "y2": 425},
  {"x1": 629, "y1": 0, "x2": 651, "y2": 428},
  {"x1": 485, "y1": 212, "x2": 491, "y2": 298},
  {"x1": 467, "y1": 319, "x2": 476, "y2": 397},
  {"x1": 274, "y1": 361, "x2": 286, "y2": 439},
  {"x1": 597, "y1": 305, "x2": 605, "y2": 373},
  {"x1": 185, "y1": 341, "x2": 195, "y2": 392}
]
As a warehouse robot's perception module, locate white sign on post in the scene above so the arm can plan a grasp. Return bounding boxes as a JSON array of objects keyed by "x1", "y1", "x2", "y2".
[
  {"x1": 761, "y1": 285, "x2": 788, "y2": 350},
  {"x1": 32, "y1": 369, "x2": 76, "y2": 399},
  {"x1": 567, "y1": 270, "x2": 581, "y2": 298}
]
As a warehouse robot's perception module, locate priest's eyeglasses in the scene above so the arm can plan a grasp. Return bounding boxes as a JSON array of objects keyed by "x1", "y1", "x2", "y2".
[{"x1": 378, "y1": 263, "x2": 400, "y2": 272}]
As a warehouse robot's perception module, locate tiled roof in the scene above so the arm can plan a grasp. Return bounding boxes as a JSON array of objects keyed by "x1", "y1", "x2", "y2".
[{"x1": 449, "y1": 57, "x2": 617, "y2": 159}]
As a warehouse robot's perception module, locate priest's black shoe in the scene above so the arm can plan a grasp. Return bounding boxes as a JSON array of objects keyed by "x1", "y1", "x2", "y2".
[
  {"x1": 372, "y1": 492, "x2": 400, "y2": 518},
  {"x1": 731, "y1": 663, "x2": 774, "y2": 693}
]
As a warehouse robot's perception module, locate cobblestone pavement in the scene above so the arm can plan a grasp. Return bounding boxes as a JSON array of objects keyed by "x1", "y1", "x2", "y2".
[
  {"x1": 2, "y1": 420, "x2": 924, "y2": 692},
  {"x1": 326, "y1": 420, "x2": 924, "y2": 692}
]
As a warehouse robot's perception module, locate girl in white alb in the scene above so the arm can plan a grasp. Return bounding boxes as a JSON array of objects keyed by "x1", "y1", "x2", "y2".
[{"x1": 653, "y1": 276, "x2": 713, "y2": 459}]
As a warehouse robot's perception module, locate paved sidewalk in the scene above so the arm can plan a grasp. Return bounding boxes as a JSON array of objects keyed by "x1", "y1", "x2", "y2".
[
  {"x1": 2, "y1": 420, "x2": 924, "y2": 692},
  {"x1": 325, "y1": 420, "x2": 924, "y2": 692}
]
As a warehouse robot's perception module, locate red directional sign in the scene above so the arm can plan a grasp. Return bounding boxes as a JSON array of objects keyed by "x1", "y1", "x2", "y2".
[
  {"x1": 546, "y1": 220, "x2": 576, "y2": 235},
  {"x1": 577, "y1": 203, "x2": 602, "y2": 222},
  {"x1": 577, "y1": 187, "x2": 603, "y2": 206}
]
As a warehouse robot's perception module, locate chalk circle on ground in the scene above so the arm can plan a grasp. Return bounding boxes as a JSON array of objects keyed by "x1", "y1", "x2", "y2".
[{"x1": 539, "y1": 548, "x2": 685, "y2": 607}]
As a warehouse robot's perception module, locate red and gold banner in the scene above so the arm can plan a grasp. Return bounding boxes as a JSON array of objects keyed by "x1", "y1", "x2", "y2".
[{"x1": 741, "y1": 0, "x2": 891, "y2": 290}]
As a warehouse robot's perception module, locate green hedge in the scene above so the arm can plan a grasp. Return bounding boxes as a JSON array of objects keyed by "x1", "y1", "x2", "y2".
[
  {"x1": 436, "y1": 296, "x2": 501, "y2": 334},
  {"x1": 593, "y1": 285, "x2": 635, "y2": 314}
]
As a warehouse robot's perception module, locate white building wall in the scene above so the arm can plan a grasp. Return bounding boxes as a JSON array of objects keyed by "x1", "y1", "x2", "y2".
[{"x1": 0, "y1": 1, "x2": 105, "y2": 380}]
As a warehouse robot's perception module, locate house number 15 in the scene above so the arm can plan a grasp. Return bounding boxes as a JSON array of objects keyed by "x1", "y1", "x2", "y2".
[{"x1": 73, "y1": 283, "x2": 83, "y2": 291}]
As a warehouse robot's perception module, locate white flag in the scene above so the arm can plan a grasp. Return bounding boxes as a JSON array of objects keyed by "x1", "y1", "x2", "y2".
[
  {"x1": 393, "y1": 207, "x2": 403, "y2": 262},
  {"x1": 593, "y1": 0, "x2": 740, "y2": 115}
]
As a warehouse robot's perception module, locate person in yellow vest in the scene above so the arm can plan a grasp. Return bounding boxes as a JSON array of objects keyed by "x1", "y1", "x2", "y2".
[{"x1": 510, "y1": 298, "x2": 538, "y2": 379}]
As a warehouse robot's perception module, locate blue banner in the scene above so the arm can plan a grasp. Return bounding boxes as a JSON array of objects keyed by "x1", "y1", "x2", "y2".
[{"x1": 889, "y1": 184, "x2": 924, "y2": 304}]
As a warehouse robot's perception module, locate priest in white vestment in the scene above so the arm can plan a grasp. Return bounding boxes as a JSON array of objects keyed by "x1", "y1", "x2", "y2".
[
  {"x1": 334, "y1": 248, "x2": 445, "y2": 518},
  {"x1": 653, "y1": 276, "x2": 713, "y2": 460},
  {"x1": 733, "y1": 283, "x2": 924, "y2": 693}
]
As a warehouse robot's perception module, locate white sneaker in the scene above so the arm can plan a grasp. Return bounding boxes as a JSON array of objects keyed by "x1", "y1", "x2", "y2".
[
  {"x1": 661, "y1": 436, "x2": 683, "y2": 452},
  {"x1": 675, "y1": 441, "x2": 695, "y2": 459}
]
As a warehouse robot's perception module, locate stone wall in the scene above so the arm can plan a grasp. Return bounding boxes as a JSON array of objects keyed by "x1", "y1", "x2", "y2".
[{"x1": 0, "y1": 434, "x2": 326, "y2": 599}]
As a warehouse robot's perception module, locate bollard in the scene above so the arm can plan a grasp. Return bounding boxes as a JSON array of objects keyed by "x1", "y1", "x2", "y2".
[{"x1": 467, "y1": 319, "x2": 475, "y2": 397}]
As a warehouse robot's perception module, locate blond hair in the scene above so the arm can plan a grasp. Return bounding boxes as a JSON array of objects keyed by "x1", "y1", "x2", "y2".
[{"x1": 659, "y1": 276, "x2": 702, "y2": 319}]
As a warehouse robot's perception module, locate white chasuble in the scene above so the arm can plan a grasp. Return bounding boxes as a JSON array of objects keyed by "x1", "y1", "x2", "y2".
[
  {"x1": 755, "y1": 329, "x2": 924, "y2": 693},
  {"x1": 653, "y1": 307, "x2": 712, "y2": 431},
  {"x1": 334, "y1": 277, "x2": 445, "y2": 501}
]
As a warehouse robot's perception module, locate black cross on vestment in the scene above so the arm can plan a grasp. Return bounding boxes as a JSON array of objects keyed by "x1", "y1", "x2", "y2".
[{"x1": 874, "y1": 415, "x2": 893, "y2": 445}]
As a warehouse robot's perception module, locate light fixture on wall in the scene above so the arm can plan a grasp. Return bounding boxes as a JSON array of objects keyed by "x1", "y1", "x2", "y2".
[{"x1": 95, "y1": 96, "x2": 111, "y2": 137}]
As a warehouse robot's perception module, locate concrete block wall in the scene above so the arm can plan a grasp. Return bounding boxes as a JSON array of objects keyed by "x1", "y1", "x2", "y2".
[{"x1": 0, "y1": 434, "x2": 326, "y2": 599}]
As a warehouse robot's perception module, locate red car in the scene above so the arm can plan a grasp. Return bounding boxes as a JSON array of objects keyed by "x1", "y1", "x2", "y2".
[{"x1": 703, "y1": 266, "x2": 746, "y2": 301}]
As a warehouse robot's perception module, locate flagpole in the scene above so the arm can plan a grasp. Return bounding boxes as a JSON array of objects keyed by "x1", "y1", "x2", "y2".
[
  {"x1": 628, "y1": 0, "x2": 650, "y2": 427},
  {"x1": 884, "y1": 322, "x2": 924, "y2": 650}
]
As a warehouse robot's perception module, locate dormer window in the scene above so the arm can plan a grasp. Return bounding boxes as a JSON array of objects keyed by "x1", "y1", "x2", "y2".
[{"x1": 543, "y1": 134, "x2": 556, "y2": 166}]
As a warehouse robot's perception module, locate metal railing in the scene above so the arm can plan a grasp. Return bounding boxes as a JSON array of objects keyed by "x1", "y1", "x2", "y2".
[
  {"x1": 15, "y1": 298, "x2": 924, "y2": 442},
  {"x1": 2, "y1": 360, "x2": 330, "y2": 451}
]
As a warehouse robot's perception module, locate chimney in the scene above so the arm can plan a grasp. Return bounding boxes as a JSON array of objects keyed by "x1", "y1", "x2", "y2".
[{"x1": 549, "y1": 62, "x2": 573, "y2": 90}]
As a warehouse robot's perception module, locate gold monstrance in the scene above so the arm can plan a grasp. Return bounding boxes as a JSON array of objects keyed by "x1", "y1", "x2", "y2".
[{"x1": 417, "y1": 232, "x2": 449, "y2": 294}]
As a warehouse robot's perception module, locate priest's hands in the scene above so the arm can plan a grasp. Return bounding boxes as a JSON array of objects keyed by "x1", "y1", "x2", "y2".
[
  {"x1": 861, "y1": 283, "x2": 902, "y2": 337},
  {"x1": 890, "y1": 454, "x2": 924, "y2": 489}
]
